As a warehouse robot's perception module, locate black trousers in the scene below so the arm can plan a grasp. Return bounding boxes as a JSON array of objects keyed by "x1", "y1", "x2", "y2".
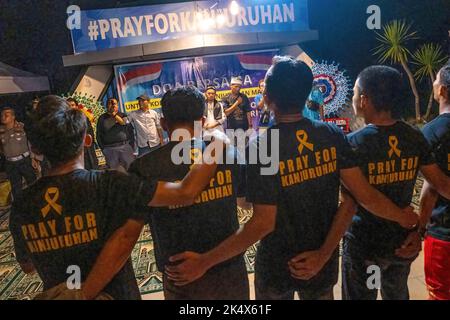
[
  {"x1": 163, "y1": 258, "x2": 249, "y2": 300},
  {"x1": 5, "y1": 157, "x2": 36, "y2": 201}
]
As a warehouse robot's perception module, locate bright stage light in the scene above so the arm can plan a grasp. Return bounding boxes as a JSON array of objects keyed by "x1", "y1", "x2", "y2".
[
  {"x1": 216, "y1": 14, "x2": 226, "y2": 26},
  {"x1": 230, "y1": 1, "x2": 239, "y2": 15},
  {"x1": 195, "y1": 11, "x2": 203, "y2": 31},
  {"x1": 195, "y1": 11, "x2": 203, "y2": 21},
  {"x1": 199, "y1": 18, "x2": 215, "y2": 31}
]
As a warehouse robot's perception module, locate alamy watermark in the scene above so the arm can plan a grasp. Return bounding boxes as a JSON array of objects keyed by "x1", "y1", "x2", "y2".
[
  {"x1": 66, "y1": 5, "x2": 81, "y2": 31},
  {"x1": 366, "y1": 5, "x2": 381, "y2": 30},
  {"x1": 170, "y1": 121, "x2": 280, "y2": 176},
  {"x1": 66, "y1": 265, "x2": 81, "y2": 290},
  {"x1": 366, "y1": 265, "x2": 381, "y2": 290}
]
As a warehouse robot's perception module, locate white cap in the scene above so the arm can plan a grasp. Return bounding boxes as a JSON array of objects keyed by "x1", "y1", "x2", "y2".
[{"x1": 230, "y1": 76, "x2": 243, "y2": 86}]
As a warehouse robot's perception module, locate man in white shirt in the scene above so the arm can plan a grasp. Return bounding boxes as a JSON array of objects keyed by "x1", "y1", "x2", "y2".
[
  {"x1": 203, "y1": 86, "x2": 226, "y2": 134},
  {"x1": 128, "y1": 94, "x2": 164, "y2": 156}
]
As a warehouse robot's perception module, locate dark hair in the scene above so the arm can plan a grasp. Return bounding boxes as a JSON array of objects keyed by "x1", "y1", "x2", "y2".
[
  {"x1": 357, "y1": 65, "x2": 404, "y2": 113},
  {"x1": 107, "y1": 97, "x2": 117, "y2": 104},
  {"x1": 438, "y1": 64, "x2": 450, "y2": 100},
  {"x1": 26, "y1": 95, "x2": 87, "y2": 167},
  {"x1": 1, "y1": 107, "x2": 15, "y2": 116},
  {"x1": 161, "y1": 86, "x2": 205, "y2": 125},
  {"x1": 205, "y1": 85, "x2": 216, "y2": 92},
  {"x1": 264, "y1": 56, "x2": 313, "y2": 113},
  {"x1": 66, "y1": 97, "x2": 78, "y2": 105}
]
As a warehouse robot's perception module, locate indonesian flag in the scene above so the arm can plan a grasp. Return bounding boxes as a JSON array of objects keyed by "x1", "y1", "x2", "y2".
[
  {"x1": 237, "y1": 54, "x2": 273, "y2": 71},
  {"x1": 118, "y1": 63, "x2": 163, "y2": 93}
]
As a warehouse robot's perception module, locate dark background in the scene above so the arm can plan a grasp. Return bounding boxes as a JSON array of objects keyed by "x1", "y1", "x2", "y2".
[{"x1": 0, "y1": 0, "x2": 449, "y2": 119}]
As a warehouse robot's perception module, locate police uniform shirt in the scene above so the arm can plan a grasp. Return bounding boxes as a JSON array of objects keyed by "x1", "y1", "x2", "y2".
[
  {"x1": 422, "y1": 113, "x2": 450, "y2": 241},
  {"x1": 9, "y1": 169, "x2": 157, "y2": 300},
  {"x1": 246, "y1": 118, "x2": 358, "y2": 291},
  {"x1": 0, "y1": 122, "x2": 30, "y2": 158},
  {"x1": 347, "y1": 121, "x2": 436, "y2": 256},
  {"x1": 129, "y1": 140, "x2": 245, "y2": 273}
]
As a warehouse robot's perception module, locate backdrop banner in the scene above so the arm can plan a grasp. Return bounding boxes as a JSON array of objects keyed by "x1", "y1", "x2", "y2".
[
  {"x1": 114, "y1": 50, "x2": 278, "y2": 114},
  {"x1": 71, "y1": 0, "x2": 309, "y2": 53}
]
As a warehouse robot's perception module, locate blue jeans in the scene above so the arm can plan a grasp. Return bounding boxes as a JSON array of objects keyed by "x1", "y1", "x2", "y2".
[{"x1": 342, "y1": 236, "x2": 415, "y2": 300}]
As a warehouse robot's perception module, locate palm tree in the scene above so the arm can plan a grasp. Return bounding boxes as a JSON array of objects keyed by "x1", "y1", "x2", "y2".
[
  {"x1": 374, "y1": 20, "x2": 421, "y2": 121},
  {"x1": 412, "y1": 43, "x2": 448, "y2": 121}
]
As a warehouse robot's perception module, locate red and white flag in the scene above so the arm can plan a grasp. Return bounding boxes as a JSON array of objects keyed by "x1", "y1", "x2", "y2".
[
  {"x1": 237, "y1": 54, "x2": 273, "y2": 71},
  {"x1": 118, "y1": 63, "x2": 163, "y2": 93}
]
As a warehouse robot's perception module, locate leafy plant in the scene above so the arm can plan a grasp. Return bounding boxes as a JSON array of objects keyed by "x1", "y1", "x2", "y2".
[
  {"x1": 374, "y1": 20, "x2": 421, "y2": 121},
  {"x1": 412, "y1": 43, "x2": 448, "y2": 120},
  {"x1": 60, "y1": 92, "x2": 106, "y2": 140}
]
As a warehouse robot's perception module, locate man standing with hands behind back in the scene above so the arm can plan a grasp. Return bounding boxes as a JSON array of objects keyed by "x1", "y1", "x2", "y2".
[
  {"x1": 420, "y1": 64, "x2": 450, "y2": 300},
  {"x1": 203, "y1": 86, "x2": 226, "y2": 134},
  {"x1": 128, "y1": 94, "x2": 164, "y2": 157}
]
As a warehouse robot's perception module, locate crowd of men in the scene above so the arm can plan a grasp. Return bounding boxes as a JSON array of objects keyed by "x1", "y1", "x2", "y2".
[
  {"x1": 1, "y1": 56, "x2": 450, "y2": 300},
  {"x1": 94, "y1": 76, "x2": 262, "y2": 171}
]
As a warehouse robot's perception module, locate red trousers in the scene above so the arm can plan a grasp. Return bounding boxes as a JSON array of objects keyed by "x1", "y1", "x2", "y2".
[{"x1": 424, "y1": 236, "x2": 450, "y2": 300}]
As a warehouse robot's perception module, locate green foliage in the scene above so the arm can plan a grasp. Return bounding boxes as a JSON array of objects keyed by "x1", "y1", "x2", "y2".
[
  {"x1": 60, "y1": 92, "x2": 106, "y2": 140},
  {"x1": 373, "y1": 19, "x2": 428, "y2": 121},
  {"x1": 412, "y1": 43, "x2": 448, "y2": 81},
  {"x1": 374, "y1": 20, "x2": 418, "y2": 64}
]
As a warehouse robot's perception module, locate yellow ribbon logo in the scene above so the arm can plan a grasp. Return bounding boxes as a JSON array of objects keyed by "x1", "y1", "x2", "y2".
[
  {"x1": 388, "y1": 136, "x2": 401, "y2": 158},
  {"x1": 190, "y1": 148, "x2": 202, "y2": 164},
  {"x1": 41, "y1": 187, "x2": 63, "y2": 218},
  {"x1": 296, "y1": 130, "x2": 314, "y2": 154},
  {"x1": 189, "y1": 148, "x2": 203, "y2": 170}
]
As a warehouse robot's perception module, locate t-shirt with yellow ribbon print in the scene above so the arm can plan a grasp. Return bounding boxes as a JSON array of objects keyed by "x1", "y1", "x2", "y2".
[
  {"x1": 422, "y1": 113, "x2": 450, "y2": 241},
  {"x1": 346, "y1": 121, "x2": 436, "y2": 256},
  {"x1": 246, "y1": 118, "x2": 358, "y2": 290},
  {"x1": 128, "y1": 139, "x2": 246, "y2": 273},
  {"x1": 9, "y1": 169, "x2": 157, "y2": 300}
]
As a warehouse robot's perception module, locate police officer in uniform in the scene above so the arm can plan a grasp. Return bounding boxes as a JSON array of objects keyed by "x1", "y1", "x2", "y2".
[{"x1": 0, "y1": 107, "x2": 37, "y2": 201}]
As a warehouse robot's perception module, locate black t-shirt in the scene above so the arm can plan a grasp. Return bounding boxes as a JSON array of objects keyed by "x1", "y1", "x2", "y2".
[
  {"x1": 347, "y1": 121, "x2": 436, "y2": 256},
  {"x1": 246, "y1": 118, "x2": 358, "y2": 290},
  {"x1": 9, "y1": 169, "x2": 157, "y2": 300},
  {"x1": 96, "y1": 113, "x2": 130, "y2": 148},
  {"x1": 422, "y1": 113, "x2": 450, "y2": 241},
  {"x1": 129, "y1": 140, "x2": 245, "y2": 273},
  {"x1": 221, "y1": 93, "x2": 252, "y2": 130}
]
